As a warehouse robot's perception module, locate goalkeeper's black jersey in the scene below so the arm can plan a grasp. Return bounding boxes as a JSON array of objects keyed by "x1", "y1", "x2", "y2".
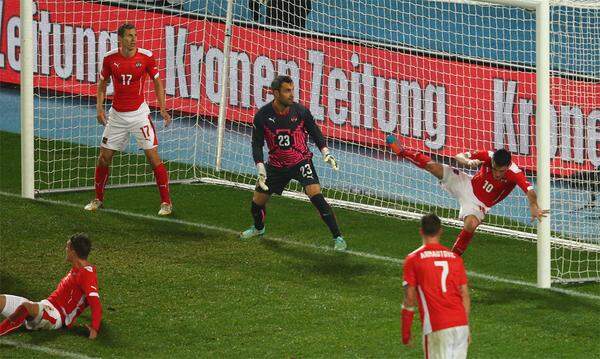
[{"x1": 251, "y1": 102, "x2": 326, "y2": 168}]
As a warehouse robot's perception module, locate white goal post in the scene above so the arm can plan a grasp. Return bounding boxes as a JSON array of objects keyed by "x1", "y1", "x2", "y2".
[{"x1": 16, "y1": 0, "x2": 599, "y2": 286}]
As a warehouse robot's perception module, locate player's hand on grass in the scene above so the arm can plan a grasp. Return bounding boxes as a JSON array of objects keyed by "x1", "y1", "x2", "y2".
[
  {"x1": 530, "y1": 206, "x2": 550, "y2": 222},
  {"x1": 85, "y1": 324, "x2": 98, "y2": 340},
  {"x1": 256, "y1": 163, "x2": 269, "y2": 191},
  {"x1": 96, "y1": 109, "x2": 107, "y2": 126},
  {"x1": 321, "y1": 147, "x2": 339, "y2": 171},
  {"x1": 160, "y1": 109, "x2": 172, "y2": 128}
]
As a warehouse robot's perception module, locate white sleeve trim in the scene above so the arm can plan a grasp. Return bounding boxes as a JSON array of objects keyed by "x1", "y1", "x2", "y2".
[
  {"x1": 153, "y1": 73, "x2": 160, "y2": 79},
  {"x1": 88, "y1": 292, "x2": 99, "y2": 298},
  {"x1": 527, "y1": 185, "x2": 534, "y2": 191}
]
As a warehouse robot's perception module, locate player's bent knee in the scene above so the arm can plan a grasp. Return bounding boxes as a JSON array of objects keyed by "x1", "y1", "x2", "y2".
[
  {"x1": 305, "y1": 184, "x2": 321, "y2": 198},
  {"x1": 463, "y1": 216, "x2": 480, "y2": 232},
  {"x1": 252, "y1": 191, "x2": 270, "y2": 206}
]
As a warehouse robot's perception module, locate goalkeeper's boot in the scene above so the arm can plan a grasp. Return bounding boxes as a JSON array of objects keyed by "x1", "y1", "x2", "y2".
[
  {"x1": 158, "y1": 202, "x2": 173, "y2": 216},
  {"x1": 333, "y1": 236, "x2": 347, "y2": 251},
  {"x1": 84, "y1": 199, "x2": 103, "y2": 212},
  {"x1": 386, "y1": 134, "x2": 405, "y2": 157},
  {"x1": 240, "y1": 226, "x2": 265, "y2": 239}
]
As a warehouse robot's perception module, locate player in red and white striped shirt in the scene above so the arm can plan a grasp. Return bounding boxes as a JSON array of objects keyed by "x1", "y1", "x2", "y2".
[
  {"x1": 0, "y1": 234, "x2": 102, "y2": 339},
  {"x1": 85, "y1": 23, "x2": 173, "y2": 216},
  {"x1": 387, "y1": 135, "x2": 549, "y2": 255},
  {"x1": 402, "y1": 214, "x2": 470, "y2": 359}
]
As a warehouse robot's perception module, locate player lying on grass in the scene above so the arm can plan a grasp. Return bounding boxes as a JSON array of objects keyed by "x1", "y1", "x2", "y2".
[
  {"x1": 387, "y1": 135, "x2": 549, "y2": 255},
  {"x1": 0, "y1": 233, "x2": 102, "y2": 339},
  {"x1": 402, "y1": 213, "x2": 470, "y2": 359},
  {"x1": 85, "y1": 23, "x2": 173, "y2": 216},
  {"x1": 240, "y1": 75, "x2": 346, "y2": 250}
]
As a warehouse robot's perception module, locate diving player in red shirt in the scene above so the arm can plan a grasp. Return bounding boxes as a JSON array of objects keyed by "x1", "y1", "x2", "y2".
[
  {"x1": 387, "y1": 135, "x2": 549, "y2": 255},
  {"x1": 85, "y1": 23, "x2": 172, "y2": 216},
  {"x1": 240, "y1": 76, "x2": 346, "y2": 250},
  {"x1": 402, "y1": 214, "x2": 470, "y2": 358},
  {"x1": 0, "y1": 233, "x2": 102, "y2": 339}
]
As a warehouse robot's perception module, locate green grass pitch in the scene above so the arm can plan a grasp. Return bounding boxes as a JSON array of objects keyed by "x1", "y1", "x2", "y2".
[{"x1": 0, "y1": 131, "x2": 598, "y2": 358}]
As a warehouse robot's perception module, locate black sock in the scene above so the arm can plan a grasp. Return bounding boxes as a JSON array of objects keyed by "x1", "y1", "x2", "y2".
[
  {"x1": 310, "y1": 194, "x2": 341, "y2": 238},
  {"x1": 251, "y1": 201, "x2": 266, "y2": 230}
]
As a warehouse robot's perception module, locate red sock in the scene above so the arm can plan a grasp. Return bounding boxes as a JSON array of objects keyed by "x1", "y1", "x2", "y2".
[
  {"x1": 94, "y1": 165, "x2": 110, "y2": 202},
  {"x1": 153, "y1": 163, "x2": 171, "y2": 204},
  {"x1": 389, "y1": 143, "x2": 431, "y2": 169},
  {"x1": 0, "y1": 305, "x2": 28, "y2": 336},
  {"x1": 452, "y1": 229, "x2": 474, "y2": 256}
]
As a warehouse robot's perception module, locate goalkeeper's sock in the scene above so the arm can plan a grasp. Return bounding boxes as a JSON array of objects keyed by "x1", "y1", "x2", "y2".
[
  {"x1": 251, "y1": 201, "x2": 266, "y2": 230},
  {"x1": 310, "y1": 194, "x2": 342, "y2": 238},
  {"x1": 94, "y1": 165, "x2": 110, "y2": 201},
  {"x1": 0, "y1": 305, "x2": 28, "y2": 336},
  {"x1": 153, "y1": 163, "x2": 171, "y2": 204},
  {"x1": 452, "y1": 229, "x2": 474, "y2": 256}
]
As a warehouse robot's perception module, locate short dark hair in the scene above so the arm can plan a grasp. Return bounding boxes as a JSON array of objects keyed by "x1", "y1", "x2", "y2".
[
  {"x1": 270, "y1": 75, "x2": 294, "y2": 91},
  {"x1": 118, "y1": 23, "x2": 135, "y2": 38},
  {"x1": 493, "y1": 149, "x2": 512, "y2": 167},
  {"x1": 69, "y1": 233, "x2": 92, "y2": 259},
  {"x1": 421, "y1": 213, "x2": 441, "y2": 237}
]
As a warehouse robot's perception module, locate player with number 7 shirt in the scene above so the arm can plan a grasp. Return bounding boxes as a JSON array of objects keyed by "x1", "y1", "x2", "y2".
[
  {"x1": 402, "y1": 214, "x2": 471, "y2": 359},
  {"x1": 84, "y1": 23, "x2": 173, "y2": 216}
]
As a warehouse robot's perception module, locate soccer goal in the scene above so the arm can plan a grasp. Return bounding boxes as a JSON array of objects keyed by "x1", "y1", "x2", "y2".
[{"x1": 14, "y1": 0, "x2": 599, "y2": 285}]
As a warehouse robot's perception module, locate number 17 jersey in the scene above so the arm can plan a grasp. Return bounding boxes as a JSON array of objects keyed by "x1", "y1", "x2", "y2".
[
  {"x1": 100, "y1": 48, "x2": 159, "y2": 113},
  {"x1": 403, "y1": 243, "x2": 468, "y2": 335}
]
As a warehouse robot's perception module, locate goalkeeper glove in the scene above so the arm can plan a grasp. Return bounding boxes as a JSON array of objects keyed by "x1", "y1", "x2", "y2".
[
  {"x1": 256, "y1": 163, "x2": 269, "y2": 191},
  {"x1": 321, "y1": 147, "x2": 339, "y2": 171}
]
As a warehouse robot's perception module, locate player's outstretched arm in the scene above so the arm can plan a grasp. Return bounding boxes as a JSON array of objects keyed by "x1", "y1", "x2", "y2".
[
  {"x1": 455, "y1": 152, "x2": 482, "y2": 168},
  {"x1": 153, "y1": 77, "x2": 171, "y2": 127},
  {"x1": 96, "y1": 78, "x2": 108, "y2": 126},
  {"x1": 526, "y1": 189, "x2": 550, "y2": 222},
  {"x1": 401, "y1": 285, "x2": 417, "y2": 346}
]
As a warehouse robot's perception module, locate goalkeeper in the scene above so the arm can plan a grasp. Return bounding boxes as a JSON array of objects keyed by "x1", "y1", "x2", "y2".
[{"x1": 240, "y1": 75, "x2": 346, "y2": 251}]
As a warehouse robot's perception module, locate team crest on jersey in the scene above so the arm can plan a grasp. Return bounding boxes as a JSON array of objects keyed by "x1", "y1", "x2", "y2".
[
  {"x1": 102, "y1": 137, "x2": 108, "y2": 144},
  {"x1": 291, "y1": 116, "x2": 297, "y2": 122},
  {"x1": 136, "y1": 62, "x2": 142, "y2": 68}
]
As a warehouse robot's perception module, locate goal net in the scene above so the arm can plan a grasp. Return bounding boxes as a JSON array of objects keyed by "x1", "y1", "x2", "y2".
[{"x1": 5, "y1": 0, "x2": 599, "y2": 282}]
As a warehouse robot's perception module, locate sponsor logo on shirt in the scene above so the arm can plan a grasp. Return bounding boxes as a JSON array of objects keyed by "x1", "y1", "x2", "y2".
[
  {"x1": 113, "y1": 62, "x2": 119, "y2": 68},
  {"x1": 268, "y1": 117, "x2": 275, "y2": 123}
]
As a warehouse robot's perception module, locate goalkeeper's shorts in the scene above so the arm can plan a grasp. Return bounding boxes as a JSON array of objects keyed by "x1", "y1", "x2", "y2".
[{"x1": 257, "y1": 159, "x2": 320, "y2": 195}]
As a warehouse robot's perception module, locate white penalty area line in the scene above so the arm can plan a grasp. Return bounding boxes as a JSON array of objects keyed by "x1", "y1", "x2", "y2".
[
  {"x1": 0, "y1": 339, "x2": 100, "y2": 359},
  {"x1": 1, "y1": 190, "x2": 599, "y2": 302}
]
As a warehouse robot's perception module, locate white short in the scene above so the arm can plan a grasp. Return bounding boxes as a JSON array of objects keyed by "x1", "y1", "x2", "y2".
[
  {"x1": 440, "y1": 165, "x2": 489, "y2": 222},
  {"x1": 1, "y1": 295, "x2": 62, "y2": 330},
  {"x1": 101, "y1": 105, "x2": 158, "y2": 152},
  {"x1": 423, "y1": 325, "x2": 469, "y2": 359}
]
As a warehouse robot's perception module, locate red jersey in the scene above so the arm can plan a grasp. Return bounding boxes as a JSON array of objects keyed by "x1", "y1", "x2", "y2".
[
  {"x1": 46, "y1": 265, "x2": 102, "y2": 331},
  {"x1": 100, "y1": 48, "x2": 159, "y2": 112},
  {"x1": 403, "y1": 243, "x2": 468, "y2": 334},
  {"x1": 468, "y1": 150, "x2": 533, "y2": 208}
]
